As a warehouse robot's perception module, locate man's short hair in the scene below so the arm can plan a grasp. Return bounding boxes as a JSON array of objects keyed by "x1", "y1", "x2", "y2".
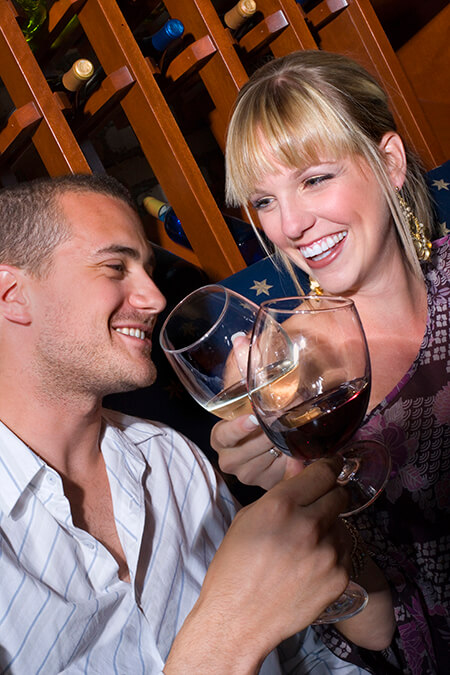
[{"x1": 0, "y1": 174, "x2": 136, "y2": 278}]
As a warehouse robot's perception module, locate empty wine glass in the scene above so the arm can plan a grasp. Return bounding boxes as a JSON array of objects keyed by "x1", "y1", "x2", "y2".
[
  {"x1": 159, "y1": 284, "x2": 259, "y2": 420},
  {"x1": 247, "y1": 295, "x2": 391, "y2": 623}
]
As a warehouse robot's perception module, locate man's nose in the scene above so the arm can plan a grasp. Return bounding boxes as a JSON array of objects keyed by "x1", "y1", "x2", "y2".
[{"x1": 129, "y1": 273, "x2": 167, "y2": 313}]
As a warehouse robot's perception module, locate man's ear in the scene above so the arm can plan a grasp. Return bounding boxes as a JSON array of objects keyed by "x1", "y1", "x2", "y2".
[
  {"x1": 379, "y1": 132, "x2": 407, "y2": 189},
  {"x1": 0, "y1": 267, "x2": 32, "y2": 325}
]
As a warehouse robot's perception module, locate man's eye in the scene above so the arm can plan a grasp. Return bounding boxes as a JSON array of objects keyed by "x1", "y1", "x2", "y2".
[
  {"x1": 107, "y1": 263, "x2": 125, "y2": 273},
  {"x1": 304, "y1": 174, "x2": 333, "y2": 187}
]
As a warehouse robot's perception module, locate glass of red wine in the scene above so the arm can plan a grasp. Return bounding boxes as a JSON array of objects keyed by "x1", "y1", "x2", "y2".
[{"x1": 247, "y1": 295, "x2": 391, "y2": 623}]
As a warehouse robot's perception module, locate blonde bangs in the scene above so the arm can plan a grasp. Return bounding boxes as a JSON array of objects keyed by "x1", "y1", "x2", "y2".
[{"x1": 226, "y1": 80, "x2": 356, "y2": 206}]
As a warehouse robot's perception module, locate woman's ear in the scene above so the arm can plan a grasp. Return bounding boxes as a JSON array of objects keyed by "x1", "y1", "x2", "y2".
[
  {"x1": 0, "y1": 267, "x2": 32, "y2": 325},
  {"x1": 379, "y1": 132, "x2": 407, "y2": 189}
]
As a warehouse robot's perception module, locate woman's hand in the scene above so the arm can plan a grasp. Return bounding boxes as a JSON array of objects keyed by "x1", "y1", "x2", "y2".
[{"x1": 211, "y1": 413, "x2": 305, "y2": 490}]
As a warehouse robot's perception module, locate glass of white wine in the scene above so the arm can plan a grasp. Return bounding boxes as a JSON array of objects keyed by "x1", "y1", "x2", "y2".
[{"x1": 159, "y1": 284, "x2": 259, "y2": 420}]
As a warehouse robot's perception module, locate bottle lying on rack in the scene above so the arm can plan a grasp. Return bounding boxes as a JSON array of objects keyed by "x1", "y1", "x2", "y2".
[
  {"x1": 65, "y1": 18, "x2": 184, "y2": 117},
  {"x1": 13, "y1": 0, "x2": 47, "y2": 43},
  {"x1": 0, "y1": 59, "x2": 93, "y2": 133},
  {"x1": 222, "y1": 0, "x2": 257, "y2": 37},
  {"x1": 46, "y1": 59, "x2": 95, "y2": 105},
  {"x1": 138, "y1": 18, "x2": 184, "y2": 66},
  {"x1": 143, "y1": 196, "x2": 265, "y2": 266}
]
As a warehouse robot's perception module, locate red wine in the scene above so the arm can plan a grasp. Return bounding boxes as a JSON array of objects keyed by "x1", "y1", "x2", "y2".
[{"x1": 264, "y1": 378, "x2": 369, "y2": 461}]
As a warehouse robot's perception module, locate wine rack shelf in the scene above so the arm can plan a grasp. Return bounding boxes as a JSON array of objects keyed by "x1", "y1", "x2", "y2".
[{"x1": 0, "y1": 0, "x2": 446, "y2": 281}]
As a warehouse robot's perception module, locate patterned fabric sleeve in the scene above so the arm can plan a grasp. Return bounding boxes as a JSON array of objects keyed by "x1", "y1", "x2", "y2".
[{"x1": 314, "y1": 237, "x2": 450, "y2": 675}]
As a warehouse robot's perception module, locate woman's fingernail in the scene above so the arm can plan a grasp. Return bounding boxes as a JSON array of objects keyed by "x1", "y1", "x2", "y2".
[
  {"x1": 231, "y1": 331, "x2": 246, "y2": 344},
  {"x1": 243, "y1": 414, "x2": 259, "y2": 430}
]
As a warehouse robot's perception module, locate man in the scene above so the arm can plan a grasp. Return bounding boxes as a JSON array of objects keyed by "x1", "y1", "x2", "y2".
[{"x1": 0, "y1": 174, "x2": 368, "y2": 673}]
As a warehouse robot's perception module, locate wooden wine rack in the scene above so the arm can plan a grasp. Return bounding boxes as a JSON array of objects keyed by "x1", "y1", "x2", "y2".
[{"x1": 0, "y1": 0, "x2": 446, "y2": 281}]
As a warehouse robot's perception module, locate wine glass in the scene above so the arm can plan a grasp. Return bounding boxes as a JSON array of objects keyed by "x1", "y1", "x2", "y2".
[
  {"x1": 247, "y1": 295, "x2": 391, "y2": 623},
  {"x1": 159, "y1": 284, "x2": 259, "y2": 420}
]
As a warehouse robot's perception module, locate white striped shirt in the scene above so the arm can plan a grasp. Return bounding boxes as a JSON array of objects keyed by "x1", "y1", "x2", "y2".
[{"x1": 0, "y1": 409, "x2": 367, "y2": 674}]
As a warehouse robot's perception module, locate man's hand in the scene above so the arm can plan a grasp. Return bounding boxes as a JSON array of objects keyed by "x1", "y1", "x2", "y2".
[{"x1": 164, "y1": 457, "x2": 350, "y2": 674}]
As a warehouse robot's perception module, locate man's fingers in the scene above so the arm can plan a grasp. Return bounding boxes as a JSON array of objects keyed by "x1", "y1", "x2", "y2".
[{"x1": 273, "y1": 456, "x2": 346, "y2": 507}]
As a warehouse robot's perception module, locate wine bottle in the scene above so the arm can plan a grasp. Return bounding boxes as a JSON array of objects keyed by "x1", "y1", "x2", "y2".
[
  {"x1": 13, "y1": 0, "x2": 47, "y2": 43},
  {"x1": 143, "y1": 197, "x2": 265, "y2": 266},
  {"x1": 222, "y1": 0, "x2": 257, "y2": 34},
  {"x1": 46, "y1": 59, "x2": 95, "y2": 104},
  {"x1": 144, "y1": 197, "x2": 191, "y2": 248},
  {"x1": 138, "y1": 18, "x2": 184, "y2": 65},
  {"x1": 68, "y1": 18, "x2": 184, "y2": 116}
]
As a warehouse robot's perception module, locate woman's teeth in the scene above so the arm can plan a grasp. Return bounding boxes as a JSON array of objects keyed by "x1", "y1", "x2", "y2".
[{"x1": 300, "y1": 232, "x2": 347, "y2": 261}]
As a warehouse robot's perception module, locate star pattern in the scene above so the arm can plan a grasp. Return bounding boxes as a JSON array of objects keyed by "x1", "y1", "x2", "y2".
[
  {"x1": 250, "y1": 278, "x2": 273, "y2": 296},
  {"x1": 432, "y1": 178, "x2": 449, "y2": 191}
]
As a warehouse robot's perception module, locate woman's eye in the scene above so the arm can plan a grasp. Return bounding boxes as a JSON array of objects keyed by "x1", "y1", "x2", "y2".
[
  {"x1": 304, "y1": 173, "x2": 333, "y2": 187},
  {"x1": 252, "y1": 197, "x2": 272, "y2": 210}
]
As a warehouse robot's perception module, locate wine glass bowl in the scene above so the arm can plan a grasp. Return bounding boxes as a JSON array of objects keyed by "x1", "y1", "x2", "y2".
[
  {"x1": 159, "y1": 284, "x2": 259, "y2": 420},
  {"x1": 248, "y1": 295, "x2": 390, "y2": 515},
  {"x1": 247, "y1": 295, "x2": 391, "y2": 624}
]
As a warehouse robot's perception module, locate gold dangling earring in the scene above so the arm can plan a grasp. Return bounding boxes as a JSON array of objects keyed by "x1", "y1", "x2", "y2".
[
  {"x1": 396, "y1": 187, "x2": 432, "y2": 262},
  {"x1": 309, "y1": 278, "x2": 324, "y2": 295}
]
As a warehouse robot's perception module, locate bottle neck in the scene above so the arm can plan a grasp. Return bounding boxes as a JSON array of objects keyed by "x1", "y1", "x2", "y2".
[
  {"x1": 61, "y1": 60, "x2": 95, "y2": 93},
  {"x1": 223, "y1": 0, "x2": 257, "y2": 31},
  {"x1": 148, "y1": 18, "x2": 184, "y2": 54}
]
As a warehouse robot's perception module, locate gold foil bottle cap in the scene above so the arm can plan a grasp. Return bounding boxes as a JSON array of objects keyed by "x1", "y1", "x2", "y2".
[
  {"x1": 224, "y1": 0, "x2": 257, "y2": 31},
  {"x1": 62, "y1": 59, "x2": 94, "y2": 92},
  {"x1": 143, "y1": 196, "x2": 165, "y2": 218}
]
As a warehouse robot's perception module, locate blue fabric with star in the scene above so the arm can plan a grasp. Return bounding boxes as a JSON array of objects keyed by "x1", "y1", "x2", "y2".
[
  {"x1": 219, "y1": 254, "x2": 310, "y2": 303},
  {"x1": 426, "y1": 160, "x2": 450, "y2": 235}
]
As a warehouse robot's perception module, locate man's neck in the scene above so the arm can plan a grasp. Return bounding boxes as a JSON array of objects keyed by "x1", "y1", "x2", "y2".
[{"x1": 0, "y1": 376, "x2": 104, "y2": 479}]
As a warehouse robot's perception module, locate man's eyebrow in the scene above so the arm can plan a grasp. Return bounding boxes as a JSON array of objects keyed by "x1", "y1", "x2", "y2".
[{"x1": 93, "y1": 244, "x2": 155, "y2": 266}]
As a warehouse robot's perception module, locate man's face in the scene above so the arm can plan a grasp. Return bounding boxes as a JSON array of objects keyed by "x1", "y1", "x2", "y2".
[{"x1": 29, "y1": 190, "x2": 166, "y2": 400}]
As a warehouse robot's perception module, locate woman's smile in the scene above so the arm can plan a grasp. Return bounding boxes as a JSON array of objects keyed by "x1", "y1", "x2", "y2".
[{"x1": 299, "y1": 231, "x2": 347, "y2": 266}]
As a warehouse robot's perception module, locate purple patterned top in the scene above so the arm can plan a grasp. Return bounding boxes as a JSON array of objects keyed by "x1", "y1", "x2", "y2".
[{"x1": 317, "y1": 236, "x2": 450, "y2": 674}]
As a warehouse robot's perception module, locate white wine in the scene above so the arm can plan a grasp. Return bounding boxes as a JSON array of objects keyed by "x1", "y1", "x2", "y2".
[
  {"x1": 204, "y1": 379, "x2": 252, "y2": 420},
  {"x1": 205, "y1": 359, "x2": 299, "y2": 420}
]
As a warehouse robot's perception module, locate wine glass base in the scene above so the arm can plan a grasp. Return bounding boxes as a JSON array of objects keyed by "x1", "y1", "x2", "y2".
[
  {"x1": 312, "y1": 581, "x2": 369, "y2": 625},
  {"x1": 339, "y1": 440, "x2": 391, "y2": 516}
]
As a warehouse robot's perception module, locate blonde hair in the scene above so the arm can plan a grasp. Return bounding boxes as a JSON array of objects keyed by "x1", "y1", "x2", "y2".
[{"x1": 225, "y1": 50, "x2": 437, "y2": 278}]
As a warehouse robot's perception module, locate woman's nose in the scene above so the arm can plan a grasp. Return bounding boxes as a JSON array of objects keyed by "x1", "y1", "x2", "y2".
[{"x1": 280, "y1": 203, "x2": 315, "y2": 240}]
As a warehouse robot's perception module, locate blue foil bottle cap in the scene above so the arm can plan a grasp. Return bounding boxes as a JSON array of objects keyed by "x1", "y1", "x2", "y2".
[{"x1": 151, "y1": 19, "x2": 184, "y2": 52}]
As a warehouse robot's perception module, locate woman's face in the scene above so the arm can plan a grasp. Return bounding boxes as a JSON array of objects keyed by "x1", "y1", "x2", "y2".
[{"x1": 249, "y1": 154, "x2": 399, "y2": 297}]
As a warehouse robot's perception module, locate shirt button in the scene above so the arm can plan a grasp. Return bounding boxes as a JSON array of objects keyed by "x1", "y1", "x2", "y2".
[
  {"x1": 83, "y1": 540, "x2": 95, "y2": 550},
  {"x1": 46, "y1": 473, "x2": 57, "y2": 485}
]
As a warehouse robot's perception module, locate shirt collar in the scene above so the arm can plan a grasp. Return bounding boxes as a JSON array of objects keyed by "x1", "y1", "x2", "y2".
[
  {"x1": 0, "y1": 410, "x2": 166, "y2": 517},
  {"x1": 101, "y1": 408, "x2": 166, "y2": 446},
  {"x1": 0, "y1": 420, "x2": 45, "y2": 517}
]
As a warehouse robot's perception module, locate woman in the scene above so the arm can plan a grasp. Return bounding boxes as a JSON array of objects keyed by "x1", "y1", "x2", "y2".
[{"x1": 212, "y1": 51, "x2": 449, "y2": 674}]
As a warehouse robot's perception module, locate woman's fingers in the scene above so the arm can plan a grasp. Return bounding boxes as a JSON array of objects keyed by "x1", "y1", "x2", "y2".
[
  {"x1": 211, "y1": 413, "x2": 262, "y2": 450},
  {"x1": 211, "y1": 414, "x2": 305, "y2": 489},
  {"x1": 230, "y1": 332, "x2": 251, "y2": 378}
]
